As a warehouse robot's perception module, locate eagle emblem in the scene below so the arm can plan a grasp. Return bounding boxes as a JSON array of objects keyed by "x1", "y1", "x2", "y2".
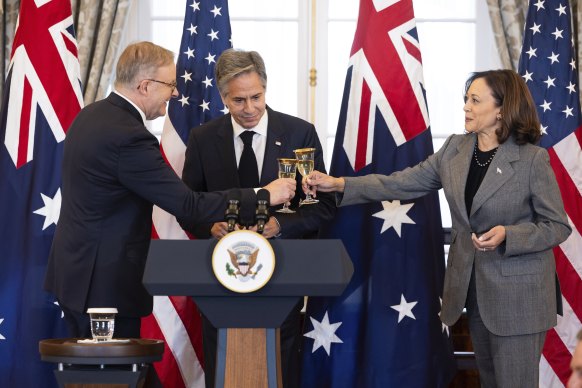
[
  {"x1": 226, "y1": 242, "x2": 263, "y2": 282},
  {"x1": 212, "y1": 230, "x2": 275, "y2": 293}
]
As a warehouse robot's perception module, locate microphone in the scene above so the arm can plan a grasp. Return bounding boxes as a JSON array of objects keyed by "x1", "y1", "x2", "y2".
[
  {"x1": 225, "y1": 190, "x2": 241, "y2": 233},
  {"x1": 255, "y1": 188, "x2": 270, "y2": 234}
]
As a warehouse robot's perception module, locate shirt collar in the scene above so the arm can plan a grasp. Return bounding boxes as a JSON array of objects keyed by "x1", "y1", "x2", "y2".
[
  {"x1": 113, "y1": 90, "x2": 147, "y2": 125},
  {"x1": 231, "y1": 111, "x2": 268, "y2": 138}
]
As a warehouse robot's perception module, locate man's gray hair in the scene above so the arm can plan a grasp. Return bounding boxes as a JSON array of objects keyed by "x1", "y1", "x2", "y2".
[
  {"x1": 114, "y1": 41, "x2": 174, "y2": 88},
  {"x1": 215, "y1": 49, "x2": 267, "y2": 96}
]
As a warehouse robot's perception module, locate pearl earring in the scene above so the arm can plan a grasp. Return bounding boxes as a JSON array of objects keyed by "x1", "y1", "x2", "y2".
[{"x1": 496, "y1": 114, "x2": 502, "y2": 120}]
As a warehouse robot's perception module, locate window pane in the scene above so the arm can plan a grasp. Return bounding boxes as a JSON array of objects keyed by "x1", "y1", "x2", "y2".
[
  {"x1": 432, "y1": 137, "x2": 452, "y2": 228},
  {"x1": 439, "y1": 189, "x2": 452, "y2": 227},
  {"x1": 326, "y1": 136, "x2": 335, "y2": 169},
  {"x1": 152, "y1": 0, "x2": 186, "y2": 18},
  {"x1": 229, "y1": 0, "x2": 298, "y2": 18},
  {"x1": 231, "y1": 21, "x2": 298, "y2": 116},
  {"x1": 419, "y1": 22, "x2": 475, "y2": 137},
  {"x1": 327, "y1": 20, "x2": 356, "y2": 138},
  {"x1": 152, "y1": 21, "x2": 185, "y2": 56},
  {"x1": 413, "y1": 0, "x2": 475, "y2": 19},
  {"x1": 328, "y1": 0, "x2": 475, "y2": 20},
  {"x1": 328, "y1": 0, "x2": 359, "y2": 19}
]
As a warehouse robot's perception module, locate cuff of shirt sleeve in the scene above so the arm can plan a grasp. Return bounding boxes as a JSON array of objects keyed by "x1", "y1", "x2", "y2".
[{"x1": 272, "y1": 216, "x2": 282, "y2": 238}]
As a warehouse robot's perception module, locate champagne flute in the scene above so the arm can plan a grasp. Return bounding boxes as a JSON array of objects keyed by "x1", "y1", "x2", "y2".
[
  {"x1": 294, "y1": 148, "x2": 319, "y2": 205},
  {"x1": 276, "y1": 158, "x2": 298, "y2": 213}
]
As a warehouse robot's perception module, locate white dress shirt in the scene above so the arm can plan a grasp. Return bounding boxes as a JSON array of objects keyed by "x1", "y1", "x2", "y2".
[{"x1": 232, "y1": 112, "x2": 268, "y2": 181}]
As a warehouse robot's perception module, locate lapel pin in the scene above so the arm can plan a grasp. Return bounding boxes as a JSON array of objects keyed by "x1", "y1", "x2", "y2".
[
  {"x1": 496, "y1": 167, "x2": 502, "y2": 174},
  {"x1": 275, "y1": 141, "x2": 281, "y2": 146}
]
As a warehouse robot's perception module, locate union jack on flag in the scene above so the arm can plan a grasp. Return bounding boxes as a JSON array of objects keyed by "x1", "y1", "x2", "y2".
[
  {"x1": 301, "y1": 0, "x2": 456, "y2": 386},
  {"x1": 517, "y1": 0, "x2": 582, "y2": 386},
  {"x1": 140, "y1": 1, "x2": 232, "y2": 387},
  {"x1": 0, "y1": 0, "x2": 83, "y2": 386}
]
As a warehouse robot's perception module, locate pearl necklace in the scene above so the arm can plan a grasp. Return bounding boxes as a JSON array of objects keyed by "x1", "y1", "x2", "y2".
[{"x1": 473, "y1": 143, "x2": 498, "y2": 167}]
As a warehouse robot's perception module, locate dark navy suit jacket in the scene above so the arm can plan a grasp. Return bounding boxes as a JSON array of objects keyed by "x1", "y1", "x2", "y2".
[
  {"x1": 178, "y1": 107, "x2": 335, "y2": 238},
  {"x1": 44, "y1": 93, "x2": 256, "y2": 317}
]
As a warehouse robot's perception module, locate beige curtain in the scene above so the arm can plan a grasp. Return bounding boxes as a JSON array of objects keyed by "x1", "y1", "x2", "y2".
[
  {"x1": 1, "y1": 0, "x2": 132, "y2": 104},
  {"x1": 487, "y1": 0, "x2": 582, "y2": 87},
  {"x1": 486, "y1": 0, "x2": 528, "y2": 71},
  {"x1": 1, "y1": 0, "x2": 19, "y2": 100},
  {"x1": 72, "y1": 0, "x2": 133, "y2": 104}
]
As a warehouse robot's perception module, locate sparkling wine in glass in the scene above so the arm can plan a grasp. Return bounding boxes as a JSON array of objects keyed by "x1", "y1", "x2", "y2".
[
  {"x1": 293, "y1": 148, "x2": 319, "y2": 205},
  {"x1": 276, "y1": 158, "x2": 298, "y2": 213}
]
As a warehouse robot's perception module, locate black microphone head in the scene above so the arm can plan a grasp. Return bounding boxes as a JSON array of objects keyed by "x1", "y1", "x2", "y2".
[
  {"x1": 227, "y1": 188, "x2": 242, "y2": 203},
  {"x1": 225, "y1": 190, "x2": 240, "y2": 214},
  {"x1": 225, "y1": 189, "x2": 241, "y2": 233},
  {"x1": 257, "y1": 188, "x2": 270, "y2": 204}
]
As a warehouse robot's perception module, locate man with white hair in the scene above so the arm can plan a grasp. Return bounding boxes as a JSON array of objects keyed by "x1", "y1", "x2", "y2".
[{"x1": 45, "y1": 41, "x2": 295, "y2": 340}]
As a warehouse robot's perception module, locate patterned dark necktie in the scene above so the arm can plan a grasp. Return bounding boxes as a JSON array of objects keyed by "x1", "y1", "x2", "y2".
[{"x1": 238, "y1": 130, "x2": 259, "y2": 188}]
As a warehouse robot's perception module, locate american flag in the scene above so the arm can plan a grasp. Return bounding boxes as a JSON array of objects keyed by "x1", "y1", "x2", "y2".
[
  {"x1": 301, "y1": 0, "x2": 456, "y2": 386},
  {"x1": 140, "y1": 1, "x2": 232, "y2": 386},
  {"x1": 517, "y1": 0, "x2": 582, "y2": 386},
  {"x1": 0, "y1": 0, "x2": 83, "y2": 386}
]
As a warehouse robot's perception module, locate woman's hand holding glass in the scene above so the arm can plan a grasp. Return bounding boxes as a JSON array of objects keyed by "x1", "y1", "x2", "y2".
[
  {"x1": 302, "y1": 171, "x2": 346, "y2": 196},
  {"x1": 294, "y1": 148, "x2": 319, "y2": 205}
]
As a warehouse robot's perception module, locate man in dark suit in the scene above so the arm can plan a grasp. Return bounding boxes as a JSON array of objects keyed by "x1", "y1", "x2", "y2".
[
  {"x1": 44, "y1": 42, "x2": 296, "y2": 340},
  {"x1": 178, "y1": 49, "x2": 335, "y2": 388}
]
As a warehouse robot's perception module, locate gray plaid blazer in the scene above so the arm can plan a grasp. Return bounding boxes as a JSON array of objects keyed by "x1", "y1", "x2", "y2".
[{"x1": 339, "y1": 133, "x2": 571, "y2": 336}]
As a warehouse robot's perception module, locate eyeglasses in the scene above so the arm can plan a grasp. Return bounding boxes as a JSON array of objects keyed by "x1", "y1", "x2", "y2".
[{"x1": 144, "y1": 79, "x2": 177, "y2": 92}]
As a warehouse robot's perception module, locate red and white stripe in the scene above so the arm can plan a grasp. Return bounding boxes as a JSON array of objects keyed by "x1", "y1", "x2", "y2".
[
  {"x1": 141, "y1": 116, "x2": 205, "y2": 388},
  {"x1": 540, "y1": 129, "x2": 582, "y2": 387}
]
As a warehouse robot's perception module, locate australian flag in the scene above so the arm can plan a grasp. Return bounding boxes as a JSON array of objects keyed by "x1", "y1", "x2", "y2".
[
  {"x1": 301, "y1": 0, "x2": 456, "y2": 386},
  {"x1": 0, "y1": 0, "x2": 83, "y2": 387},
  {"x1": 517, "y1": 0, "x2": 582, "y2": 386}
]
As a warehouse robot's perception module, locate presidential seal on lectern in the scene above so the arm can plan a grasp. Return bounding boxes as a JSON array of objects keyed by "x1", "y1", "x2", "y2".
[{"x1": 212, "y1": 230, "x2": 275, "y2": 293}]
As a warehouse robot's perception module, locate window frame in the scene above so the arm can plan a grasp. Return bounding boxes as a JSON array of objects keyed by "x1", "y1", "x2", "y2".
[{"x1": 124, "y1": 0, "x2": 502, "y2": 229}]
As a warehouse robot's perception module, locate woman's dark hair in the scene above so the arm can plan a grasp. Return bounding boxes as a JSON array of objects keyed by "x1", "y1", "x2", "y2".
[{"x1": 464, "y1": 70, "x2": 541, "y2": 145}]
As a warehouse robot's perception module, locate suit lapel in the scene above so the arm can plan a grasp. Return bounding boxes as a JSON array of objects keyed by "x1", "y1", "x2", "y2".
[
  {"x1": 449, "y1": 135, "x2": 474, "y2": 225},
  {"x1": 215, "y1": 116, "x2": 240, "y2": 187},
  {"x1": 261, "y1": 109, "x2": 285, "y2": 185},
  {"x1": 470, "y1": 138, "x2": 518, "y2": 217}
]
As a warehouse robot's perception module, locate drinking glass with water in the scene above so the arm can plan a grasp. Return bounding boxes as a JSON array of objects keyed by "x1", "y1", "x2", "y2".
[{"x1": 87, "y1": 307, "x2": 117, "y2": 341}]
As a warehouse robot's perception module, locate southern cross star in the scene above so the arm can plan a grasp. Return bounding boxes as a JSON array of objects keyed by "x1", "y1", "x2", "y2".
[
  {"x1": 303, "y1": 311, "x2": 343, "y2": 356},
  {"x1": 33, "y1": 188, "x2": 61, "y2": 230},
  {"x1": 372, "y1": 200, "x2": 415, "y2": 236}
]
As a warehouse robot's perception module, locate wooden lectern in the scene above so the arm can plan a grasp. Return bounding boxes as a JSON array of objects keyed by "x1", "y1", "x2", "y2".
[{"x1": 143, "y1": 239, "x2": 353, "y2": 388}]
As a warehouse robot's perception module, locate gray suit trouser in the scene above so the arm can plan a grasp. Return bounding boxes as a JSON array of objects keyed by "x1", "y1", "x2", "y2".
[{"x1": 466, "y1": 269, "x2": 546, "y2": 388}]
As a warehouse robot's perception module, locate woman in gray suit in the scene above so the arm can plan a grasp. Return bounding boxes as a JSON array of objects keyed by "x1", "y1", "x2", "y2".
[{"x1": 304, "y1": 69, "x2": 571, "y2": 387}]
